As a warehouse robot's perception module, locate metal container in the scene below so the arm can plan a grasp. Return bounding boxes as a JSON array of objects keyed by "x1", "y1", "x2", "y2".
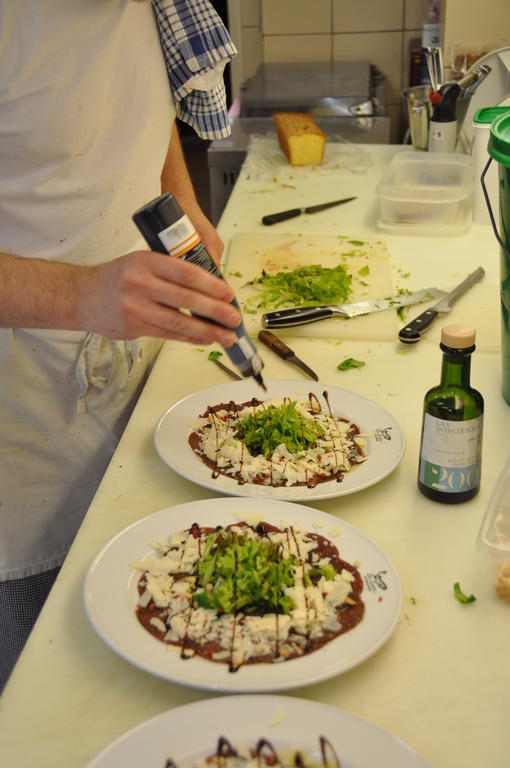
[
  {"x1": 402, "y1": 84, "x2": 472, "y2": 151},
  {"x1": 401, "y1": 85, "x2": 432, "y2": 150},
  {"x1": 238, "y1": 61, "x2": 387, "y2": 118}
]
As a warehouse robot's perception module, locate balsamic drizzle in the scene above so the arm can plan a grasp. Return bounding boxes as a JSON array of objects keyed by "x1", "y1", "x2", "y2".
[
  {"x1": 193, "y1": 392, "x2": 365, "y2": 489},
  {"x1": 136, "y1": 522, "x2": 364, "y2": 673},
  {"x1": 167, "y1": 736, "x2": 341, "y2": 768}
]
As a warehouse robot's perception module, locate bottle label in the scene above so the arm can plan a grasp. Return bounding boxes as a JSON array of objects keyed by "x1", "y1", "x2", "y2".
[
  {"x1": 158, "y1": 216, "x2": 217, "y2": 275},
  {"x1": 418, "y1": 413, "x2": 483, "y2": 493}
]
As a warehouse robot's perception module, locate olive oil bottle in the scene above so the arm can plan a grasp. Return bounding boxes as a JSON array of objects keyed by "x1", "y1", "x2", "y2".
[{"x1": 418, "y1": 325, "x2": 484, "y2": 503}]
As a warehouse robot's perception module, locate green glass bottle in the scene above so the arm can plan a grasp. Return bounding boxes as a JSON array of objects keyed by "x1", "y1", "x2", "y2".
[{"x1": 418, "y1": 325, "x2": 484, "y2": 503}]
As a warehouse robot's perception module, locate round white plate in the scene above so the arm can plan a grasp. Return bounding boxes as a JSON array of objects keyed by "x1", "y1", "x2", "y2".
[
  {"x1": 84, "y1": 497, "x2": 401, "y2": 693},
  {"x1": 86, "y1": 694, "x2": 431, "y2": 768},
  {"x1": 154, "y1": 379, "x2": 405, "y2": 501}
]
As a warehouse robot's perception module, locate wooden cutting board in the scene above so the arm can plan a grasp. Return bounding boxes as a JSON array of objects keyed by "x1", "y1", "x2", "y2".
[{"x1": 223, "y1": 232, "x2": 397, "y2": 340}]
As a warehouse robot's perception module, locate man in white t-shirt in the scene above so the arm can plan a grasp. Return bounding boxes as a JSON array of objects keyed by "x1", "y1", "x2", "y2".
[{"x1": 0, "y1": 0, "x2": 239, "y2": 692}]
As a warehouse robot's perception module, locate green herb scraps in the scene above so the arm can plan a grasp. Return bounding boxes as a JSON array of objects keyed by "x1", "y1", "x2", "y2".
[
  {"x1": 194, "y1": 528, "x2": 335, "y2": 615},
  {"x1": 453, "y1": 581, "x2": 476, "y2": 604},
  {"x1": 234, "y1": 401, "x2": 324, "y2": 458},
  {"x1": 244, "y1": 264, "x2": 352, "y2": 311},
  {"x1": 337, "y1": 357, "x2": 366, "y2": 371},
  {"x1": 208, "y1": 350, "x2": 223, "y2": 361}
]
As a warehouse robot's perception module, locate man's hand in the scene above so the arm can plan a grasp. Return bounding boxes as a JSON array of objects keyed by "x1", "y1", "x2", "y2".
[{"x1": 77, "y1": 250, "x2": 240, "y2": 345}]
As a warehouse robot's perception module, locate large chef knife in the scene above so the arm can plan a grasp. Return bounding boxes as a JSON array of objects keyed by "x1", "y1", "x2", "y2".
[
  {"x1": 262, "y1": 286, "x2": 445, "y2": 329},
  {"x1": 258, "y1": 331, "x2": 318, "y2": 380},
  {"x1": 262, "y1": 196, "x2": 356, "y2": 226},
  {"x1": 398, "y1": 267, "x2": 485, "y2": 344}
]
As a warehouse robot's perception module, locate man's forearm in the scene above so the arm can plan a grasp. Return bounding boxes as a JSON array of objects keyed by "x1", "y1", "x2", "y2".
[
  {"x1": 0, "y1": 252, "x2": 93, "y2": 329},
  {"x1": 0, "y1": 249, "x2": 239, "y2": 347},
  {"x1": 161, "y1": 120, "x2": 224, "y2": 265},
  {"x1": 161, "y1": 121, "x2": 198, "y2": 208}
]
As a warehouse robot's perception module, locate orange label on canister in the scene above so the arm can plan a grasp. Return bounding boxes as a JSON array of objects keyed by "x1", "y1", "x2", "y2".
[{"x1": 157, "y1": 215, "x2": 201, "y2": 258}]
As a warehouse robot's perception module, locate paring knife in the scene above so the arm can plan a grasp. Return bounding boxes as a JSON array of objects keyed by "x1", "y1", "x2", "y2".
[
  {"x1": 211, "y1": 357, "x2": 243, "y2": 381},
  {"x1": 258, "y1": 330, "x2": 318, "y2": 381},
  {"x1": 262, "y1": 286, "x2": 446, "y2": 329},
  {"x1": 262, "y1": 196, "x2": 356, "y2": 226},
  {"x1": 398, "y1": 267, "x2": 485, "y2": 344}
]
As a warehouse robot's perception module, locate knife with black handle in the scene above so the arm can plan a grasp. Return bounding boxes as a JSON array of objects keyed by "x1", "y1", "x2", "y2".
[
  {"x1": 262, "y1": 196, "x2": 356, "y2": 226},
  {"x1": 398, "y1": 267, "x2": 485, "y2": 344},
  {"x1": 261, "y1": 287, "x2": 445, "y2": 329}
]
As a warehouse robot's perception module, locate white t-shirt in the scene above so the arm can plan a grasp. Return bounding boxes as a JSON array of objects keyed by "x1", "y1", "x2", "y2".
[{"x1": 0, "y1": 0, "x2": 175, "y2": 579}]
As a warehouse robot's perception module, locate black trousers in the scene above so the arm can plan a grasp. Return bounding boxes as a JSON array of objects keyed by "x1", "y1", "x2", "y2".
[{"x1": 0, "y1": 566, "x2": 60, "y2": 694}]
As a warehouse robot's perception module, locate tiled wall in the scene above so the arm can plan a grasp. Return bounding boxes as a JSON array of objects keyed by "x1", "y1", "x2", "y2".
[{"x1": 237, "y1": 0, "x2": 433, "y2": 143}]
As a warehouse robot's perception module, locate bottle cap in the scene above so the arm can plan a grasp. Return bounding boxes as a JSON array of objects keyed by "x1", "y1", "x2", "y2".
[{"x1": 441, "y1": 324, "x2": 476, "y2": 348}]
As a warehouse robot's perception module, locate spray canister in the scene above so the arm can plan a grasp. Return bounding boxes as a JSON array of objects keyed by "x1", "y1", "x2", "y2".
[{"x1": 133, "y1": 193, "x2": 265, "y2": 389}]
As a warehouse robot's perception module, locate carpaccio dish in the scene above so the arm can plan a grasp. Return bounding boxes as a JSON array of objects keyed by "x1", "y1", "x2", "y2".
[
  {"x1": 164, "y1": 735, "x2": 340, "y2": 768},
  {"x1": 187, "y1": 392, "x2": 368, "y2": 488},
  {"x1": 131, "y1": 520, "x2": 364, "y2": 672}
]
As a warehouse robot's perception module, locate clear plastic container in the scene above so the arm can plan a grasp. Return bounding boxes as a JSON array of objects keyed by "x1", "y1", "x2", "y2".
[
  {"x1": 477, "y1": 454, "x2": 510, "y2": 603},
  {"x1": 376, "y1": 151, "x2": 472, "y2": 235}
]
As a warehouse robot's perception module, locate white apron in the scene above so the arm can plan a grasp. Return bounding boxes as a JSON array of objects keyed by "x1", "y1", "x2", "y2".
[{"x1": 0, "y1": 0, "x2": 174, "y2": 579}]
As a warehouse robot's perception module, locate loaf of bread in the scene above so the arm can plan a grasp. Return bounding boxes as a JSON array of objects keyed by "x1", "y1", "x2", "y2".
[{"x1": 273, "y1": 112, "x2": 326, "y2": 166}]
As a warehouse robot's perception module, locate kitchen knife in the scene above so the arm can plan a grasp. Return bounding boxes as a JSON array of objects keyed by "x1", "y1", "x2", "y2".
[
  {"x1": 261, "y1": 286, "x2": 445, "y2": 329},
  {"x1": 398, "y1": 267, "x2": 485, "y2": 344},
  {"x1": 262, "y1": 196, "x2": 356, "y2": 226},
  {"x1": 210, "y1": 357, "x2": 243, "y2": 381},
  {"x1": 258, "y1": 330, "x2": 318, "y2": 381}
]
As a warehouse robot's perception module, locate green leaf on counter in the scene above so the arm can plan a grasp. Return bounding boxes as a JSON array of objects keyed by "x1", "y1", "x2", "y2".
[
  {"x1": 208, "y1": 351, "x2": 223, "y2": 361},
  {"x1": 358, "y1": 265, "x2": 370, "y2": 277},
  {"x1": 348, "y1": 240, "x2": 365, "y2": 246},
  {"x1": 453, "y1": 581, "x2": 476, "y2": 604},
  {"x1": 337, "y1": 357, "x2": 366, "y2": 371}
]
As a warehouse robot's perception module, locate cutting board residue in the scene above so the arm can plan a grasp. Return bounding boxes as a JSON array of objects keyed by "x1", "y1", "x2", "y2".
[{"x1": 223, "y1": 232, "x2": 397, "y2": 340}]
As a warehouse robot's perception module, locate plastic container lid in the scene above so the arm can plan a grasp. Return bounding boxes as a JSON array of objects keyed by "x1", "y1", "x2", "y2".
[
  {"x1": 487, "y1": 112, "x2": 510, "y2": 168},
  {"x1": 477, "y1": 455, "x2": 510, "y2": 561},
  {"x1": 473, "y1": 106, "x2": 510, "y2": 125}
]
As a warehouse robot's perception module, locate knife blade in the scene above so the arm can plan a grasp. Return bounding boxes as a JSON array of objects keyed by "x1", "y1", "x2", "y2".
[
  {"x1": 262, "y1": 196, "x2": 356, "y2": 226},
  {"x1": 258, "y1": 330, "x2": 318, "y2": 381},
  {"x1": 211, "y1": 357, "x2": 243, "y2": 381},
  {"x1": 398, "y1": 267, "x2": 485, "y2": 344},
  {"x1": 261, "y1": 286, "x2": 445, "y2": 329}
]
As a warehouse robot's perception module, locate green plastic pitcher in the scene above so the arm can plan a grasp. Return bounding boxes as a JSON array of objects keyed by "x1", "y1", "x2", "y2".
[{"x1": 482, "y1": 112, "x2": 510, "y2": 404}]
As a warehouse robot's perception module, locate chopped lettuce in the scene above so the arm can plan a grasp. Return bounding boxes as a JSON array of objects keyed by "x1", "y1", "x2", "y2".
[
  {"x1": 195, "y1": 529, "x2": 297, "y2": 615},
  {"x1": 234, "y1": 401, "x2": 324, "y2": 458},
  {"x1": 244, "y1": 263, "x2": 352, "y2": 310}
]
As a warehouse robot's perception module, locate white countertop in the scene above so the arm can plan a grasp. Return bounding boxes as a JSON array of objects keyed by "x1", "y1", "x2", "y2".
[{"x1": 1, "y1": 143, "x2": 509, "y2": 768}]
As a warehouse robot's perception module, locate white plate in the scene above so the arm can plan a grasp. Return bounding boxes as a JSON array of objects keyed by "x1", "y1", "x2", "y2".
[
  {"x1": 154, "y1": 379, "x2": 405, "y2": 501},
  {"x1": 86, "y1": 694, "x2": 431, "y2": 768},
  {"x1": 84, "y1": 497, "x2": 401, "y2": 692}
]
